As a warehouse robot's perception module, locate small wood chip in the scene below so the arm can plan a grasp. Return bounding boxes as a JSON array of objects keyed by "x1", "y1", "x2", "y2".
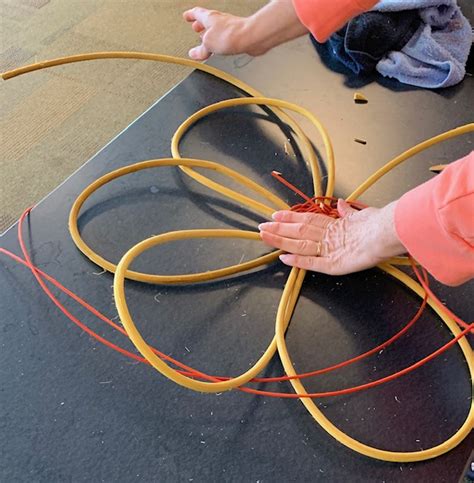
[
  {"x1": 354, "y1": 138, "x2": 367, "y2": 145},
  {"x1": 429, "y1": 164, "x2": 447, "y2": 173},
  {"x1": 354, "y1": 92, "x2": 368, "y2": 104}
]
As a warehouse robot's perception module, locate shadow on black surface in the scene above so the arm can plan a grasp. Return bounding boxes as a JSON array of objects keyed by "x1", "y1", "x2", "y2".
[
  {"x1": 175, "y1": 106, "x2": 329, "y2": 203},
  {"x1": 76, "y1": 185, "x2": 262, "y2": 235}
]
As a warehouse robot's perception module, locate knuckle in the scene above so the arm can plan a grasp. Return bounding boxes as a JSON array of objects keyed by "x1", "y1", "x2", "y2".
[
  {"x1": 201, "y1": 33, "x2": 212, "y2": 46},
  {"x1": 307, "y1": 257, "x2": 320, "y2": 272},
  {"x1": 299, "y1": 240, "x2": 309, "y2": 253},
  {"x1": 296, "y1": 223, "x2": 306, "y2": 237},
  {"x1": 324, "y1": 220, "x2": 339, "y2": 240},
  {"x1": 291, "y1": 255, "x2": 301, "y2": 266},
  {"x1": 271, "y1": 222, "x2": 281, "y2": 234},
  {"x1": 271, "y1": 234, "x2": 282, "y2": 247}
]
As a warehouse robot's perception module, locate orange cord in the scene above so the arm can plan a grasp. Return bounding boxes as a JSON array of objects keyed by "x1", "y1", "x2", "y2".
[{"x1": 0, "y1": 206, "x2": 471, "y2": 400}]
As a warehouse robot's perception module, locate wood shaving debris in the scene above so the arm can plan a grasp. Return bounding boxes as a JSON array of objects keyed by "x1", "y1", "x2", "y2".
[
  {"x1": 429, "y1": 164, "x2": 447, "y2": 173},
  {"x1": 353, "y1": 92, "x2": 368, "y2": 104},
  {"x1": 92, "y1": 268, "x2": 107, "y2": 276}
]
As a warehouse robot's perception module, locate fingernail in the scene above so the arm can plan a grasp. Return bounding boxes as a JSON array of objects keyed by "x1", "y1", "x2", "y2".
[
  {"x1": 258, "y1": 222, "x2": 273, "y2": 230},
  {"x1": 189, "y1": 48, "x2": 197, "y2": 58},
  {"x1": 271, "y1": 212, "x2": 280, "y2": 220},
  {"x1": 279, "y1": 254, "x2": 289, "y2": 263}
]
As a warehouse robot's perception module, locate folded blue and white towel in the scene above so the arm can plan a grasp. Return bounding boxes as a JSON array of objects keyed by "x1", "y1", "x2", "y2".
[{"x1": 374, "y1": 0, "x2": 472, "y2": 88}]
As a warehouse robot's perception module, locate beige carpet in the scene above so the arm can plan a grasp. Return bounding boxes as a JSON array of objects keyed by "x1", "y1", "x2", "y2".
[{"x1": 0, "y1": 0, "x2": 265, "y2": 233}]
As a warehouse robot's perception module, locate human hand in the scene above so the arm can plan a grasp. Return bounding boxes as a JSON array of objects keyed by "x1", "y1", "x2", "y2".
[
  {"x1": 183, "y1": 7, "x2": 250, "y2": 60},
  {"x1": 258, "y1": 199, "x2": 406, "y2": 275}
]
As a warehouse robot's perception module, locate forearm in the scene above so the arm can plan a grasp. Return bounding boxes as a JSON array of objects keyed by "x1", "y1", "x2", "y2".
[
  {"x1": 244, "y1": 1, "x2": 308, "y2": 56},
  {"x1": 370, "y1": 201, "x2": 406, "y2": 262}
]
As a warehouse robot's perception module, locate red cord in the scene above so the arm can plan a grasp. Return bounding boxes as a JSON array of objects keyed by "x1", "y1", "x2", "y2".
[
  {"x1": 271, "y1": 171, "x2": 367, "y2": 217},
  {"x1": 270, "y1": 171, "x2": 474, "y2": 338},
  {"x1": 411, "y1": 260, "x2": 472, "y2": 332},
  {"x1": 0, "y1": 206, "x2": 471, "y2": 399}
]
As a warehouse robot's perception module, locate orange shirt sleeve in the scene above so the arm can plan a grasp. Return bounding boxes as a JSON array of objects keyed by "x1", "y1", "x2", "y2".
[
  {"x1": 395, "y1": 152, "x2": 474, "y2": 286},
  {"x1": 292, "y1": 0, "x2": 379, "y2": 42}
]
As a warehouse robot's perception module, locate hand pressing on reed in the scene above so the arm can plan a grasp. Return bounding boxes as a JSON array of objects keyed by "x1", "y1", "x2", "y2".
[{"x1": 259, "y1": 200, "x2": 406, "y2": 276}]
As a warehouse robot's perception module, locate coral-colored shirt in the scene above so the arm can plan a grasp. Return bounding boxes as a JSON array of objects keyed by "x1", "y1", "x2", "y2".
[
  {"x1": 395, "y1": 152, "x2": 474, "y2": 286},
  {"x1": 292, "y1": 0, "x2": 379, "y2": 42}
]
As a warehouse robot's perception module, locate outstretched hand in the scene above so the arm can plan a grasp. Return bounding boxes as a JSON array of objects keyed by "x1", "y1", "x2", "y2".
[
  {"x1": 183, "y1": 7, "x2": 248, "y2": 60},
  {"x1": 183, "y1": 2, "x2": 308, "y2": 61}
]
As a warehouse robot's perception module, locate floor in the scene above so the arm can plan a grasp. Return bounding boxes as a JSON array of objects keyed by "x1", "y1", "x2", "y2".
[{"x1": 0, "y1": 0, "x2": 265, "y2": 232}]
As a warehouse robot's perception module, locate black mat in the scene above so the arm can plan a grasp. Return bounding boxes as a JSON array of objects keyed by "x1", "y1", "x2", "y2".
[{"x1": 1, "y1": 36, "x2": 473, "y2": 482}]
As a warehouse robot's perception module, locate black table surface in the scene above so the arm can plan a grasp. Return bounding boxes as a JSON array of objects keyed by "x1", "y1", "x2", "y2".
[{"x1": 1, "y1": 33, "x2": 473, "y2": 482}]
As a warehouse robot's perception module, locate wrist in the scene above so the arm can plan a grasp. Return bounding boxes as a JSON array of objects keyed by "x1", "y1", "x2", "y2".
[
  {"x1": 373, "y1": 201, "x2": 407, "y2": 261},
  {"x1": 242, "y1": 13, "x2": 272, "y2": 56},
  {"x1": 243, "y1": 0, "x2": 307, "y2": 56}
]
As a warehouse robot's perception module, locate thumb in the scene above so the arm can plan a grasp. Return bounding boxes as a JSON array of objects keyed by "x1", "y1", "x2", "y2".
[
  {"x1": 189, "y1": 43, "x2": 212, "y2": 60},
  {"x1": 337, "y1": 198, "x2": 356, "y2": 218}
]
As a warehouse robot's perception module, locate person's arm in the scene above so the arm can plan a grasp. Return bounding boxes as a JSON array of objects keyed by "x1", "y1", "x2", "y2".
[
  {"x1": 258, "y1": 152, "x2": 474, "y2": 286},
  {"x1": 183, "y1": 2, "x2": 307, "y2": 60},
  {"x1": 394, "y1": 151, "x2": 474, "y2": 286},
  {"x1": 183, "y1": 0, "x2": 380, "y2": 61}
]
